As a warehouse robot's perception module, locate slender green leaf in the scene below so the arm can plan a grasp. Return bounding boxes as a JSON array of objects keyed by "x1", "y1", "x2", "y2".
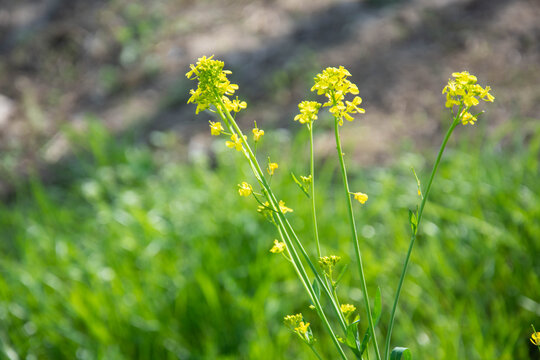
[
  {"x1": 359, "y1": 287, "x2": 383, "y2": 356},
  {"x1": 390, "y1": 347, "x2": 411, "y2": 360},
  {"x1": 291, "y1": 172, "x2": 310, "y2": 198}
]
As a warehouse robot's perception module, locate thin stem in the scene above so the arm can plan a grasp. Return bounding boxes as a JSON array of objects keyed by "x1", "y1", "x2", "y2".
[
  {"x1": 334, "y1": 117, "x2": 382, "y2": 360},
  {"x1": 309, "y1": 344, "x2": 324, "y2": 360},
  {"x1": 309, "y1": 123, "x2": 322, "y2": 258},
  {"x1": 216, "y1": 99, "x2": 347, "y2": 331},
  {"x1": 215, "y1": 101, "x2": 348, "y2": 359},
  {"x1": 383, "y1": 117, "x2": 459, "y2": 360}
]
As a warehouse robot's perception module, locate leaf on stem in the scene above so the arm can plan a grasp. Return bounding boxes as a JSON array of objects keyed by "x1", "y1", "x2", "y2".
[
  {"x1": 390, "y1": 347, "x2": 412, "y2": 360},
  {"x1": 291, "y1": 172, "x2": 310, "y2": 198},
  {"x1": 359, "y1": 286, "x2": 382, "y2": 356}
]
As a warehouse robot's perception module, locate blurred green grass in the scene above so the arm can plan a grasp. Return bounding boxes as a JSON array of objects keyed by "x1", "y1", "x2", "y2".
[{"x1": 0, "y1": 118, "x2": 539, "y2": 359}]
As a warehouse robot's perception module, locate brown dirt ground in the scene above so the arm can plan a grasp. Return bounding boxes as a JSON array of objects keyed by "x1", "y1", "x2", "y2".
[{"x1": 0, "y1": 0, "x2": 538, "y2": 195}]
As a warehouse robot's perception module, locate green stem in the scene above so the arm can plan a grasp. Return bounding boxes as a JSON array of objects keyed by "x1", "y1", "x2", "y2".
[
  {"x1": 215, "y1": 101, "x2": 348, "y2": 359},
  {"x1": 309, "y1": 344, "x2": 324, "y2": 360},
  {"x1": 216, "y1": 100, "x2": 347, "y2": 331},
  {"x1": 383, "y1": 117, "x2": 459, "y2": 360},
  {"x1": 309, "y1": 123, "x2": 322, "y2": 258},
  {"x1": 334, "y1": 117, "x2": 382, "y2": 360}
]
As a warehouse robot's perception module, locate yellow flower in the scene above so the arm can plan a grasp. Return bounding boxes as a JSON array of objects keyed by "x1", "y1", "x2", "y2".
[
  {"x1": 294, "y1": 101, "x2": 321, "y2": 125},
  {"x1": 223, "y1": 96, "x2": 247, "y2": 113},
  {"x1": 238, "y1": 182, "x2": 252, "y2": 197},
  {"x1": 284, "y1": 313, "x2": 303, "y2": 329},
  {"x1": 209, "y1": 121, "x2": 224, "y2": 136},
  {"x1": 267, "y1": 162, "x2": 278, "y2": 175},
  {"x1": 270, "y1": 239, "x2": 286, "y2": 254},
  {"x1": 225, "y1": 134, "x2": 246, "y2": 151},
  {"x1": 278, "y1": 200, "x2": 293, "y2": 214},
  {"x1": 531, "y1": 332, "x2": 540, "y2": 346},
  {"x1": 353, "y1": 192, "x2": 368, "y2": 204},
  {"x1": 311, "y1": 66, "x2": 364, "y2": 125},
  {"x1": 186, "y1": 55, "x2": 243, "y2": 114},
  {"x1": 442, "y1": 71, "x2": 494, "y2": 125},
  {"x1": 340, "y1": 304, "x2": 356, "y2": 319},
  {"x1": 460, "y1": 111, "x2": 478, "y2": 126},
  {"x1": 319, "y1": 255, "x2": 341, "y2": 269},
  {"x1": 295, "y1": 321, "x2": 310, "y2": 336},
  {"x1": 300, "y1": 175, "x2": 312, "y2": 183},
  {"x1": 253, "y1": 127, "x2": 264, "y2": 142}
]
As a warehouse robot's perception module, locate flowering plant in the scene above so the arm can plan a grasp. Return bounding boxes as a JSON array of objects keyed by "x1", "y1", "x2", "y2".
[{"x1": 186, "y1": 55, "x2": 494, "y2": 359}]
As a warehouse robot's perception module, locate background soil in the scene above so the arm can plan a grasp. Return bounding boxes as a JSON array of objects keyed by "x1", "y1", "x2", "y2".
[{"x1": 0, "y1": 0, "x2": 538, "y2": 195}]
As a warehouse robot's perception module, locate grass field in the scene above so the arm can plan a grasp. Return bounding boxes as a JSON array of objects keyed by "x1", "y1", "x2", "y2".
[{"x1": 0, "y1": 118, "x2": 539, "y2": 359}]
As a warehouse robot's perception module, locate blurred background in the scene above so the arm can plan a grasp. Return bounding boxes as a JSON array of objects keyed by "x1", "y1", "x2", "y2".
[{"x1": 0, "y1": 0, "x2": 539, "y2": 359}]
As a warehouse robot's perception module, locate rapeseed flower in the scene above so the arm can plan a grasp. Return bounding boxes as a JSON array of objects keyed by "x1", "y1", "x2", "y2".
[
  {"x1": 340, "y1": 304, "x2": 356, "y2": 323},
  {"x1": 186, "y1": 55, "x2": 246, "y2": 114},
  {"x1": 238, "y1": 182, "x2": 252, "y2": 197},
  {"x1": 531, "y1": 332, "x2": 540, "y2": 346},
  {"x1": 278, "y1": 200, "x2": 293, "y2": 214},
  {"x1": 442, "y1": 71, "x2": 494, "y2": 125},
  {"x1": 226, "y1": 134, "x2": 245, "y2": 151},
  {"x1": 209, "y1": 121, "x2": 224, "y2": 136},
  {"x1": 319, "y1": 255, "x2": 341, "y2": 270},
  {"x1": 311, "y1": 66, "x2": 364, "y2": 125},
  {"x1": 284, "y1": 314, "x2": 313, "y2": 344},
  {"x1": 253, "y1": 127, "x2": 264, "y2": 142},
  {"x1": 294, "y1": 101, "x2": 321, "y2": 125},
  {"x1": 270, "y1": 239, "x2": 286, "y2": 254},
  {"x1": 267, "y1": 162, "x2": 278, "y2": 175},
  {"x1": 353, "y1": 192, "x2": 368, "y2": 204}
]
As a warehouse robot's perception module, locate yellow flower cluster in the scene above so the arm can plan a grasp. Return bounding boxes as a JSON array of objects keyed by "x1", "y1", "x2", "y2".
[
  {"x1": 186, "y1": 55, "x2": 246, "y2": 114},
  {"x1": 257, "y1": 200, "x2": 293, "y2": 216},
  {"x1": 284, "y1": 313, "x2": 313, "y2": 343},
  {"x1": 531, "y1": 332, "x2": 540, "y2": 346},
  {"x1": 270, "y1": 239, "x2": 286, "y2": 254},
  {"x1": 252, "y1": 127, "x2": 264, "y2": 142},
  {"x1": 238, "y1": 182, "x2": 252, "y2": 197},
  {"x1": 294, "y1": 101, "x2": 321, "y2": 125},
  {"x1": 226, "y1": 134, "x2": 246, "y2": 151},
  {"x1": 267, "y1": 162, "x2": 278, "y2": 175},
  {"x1": 340, "y1": 303, "x2": 357, "y2": 321},
  {"x1": 311, "y1": 66, "x2": 365, "y2": 125},
  {"x1": 209, "y1": 121, "x2": 224, "y2": 136},
  {"x1": 300, "y1": 175, "x2": 312, "y2": 183},
  {"x1": 442, "y1": 71, "x2": 494, "y2": 125},
  {"x1": 319, "y1": 255, "x2": 341, "y2": 271},
  {"x1": 353, "y1": 192, "x2": 368, "y2": 204}
]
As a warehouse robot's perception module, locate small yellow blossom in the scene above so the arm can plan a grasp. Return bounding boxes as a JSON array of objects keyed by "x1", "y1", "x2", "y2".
[
  {"x1": 460, "y1": 111, "x2": 478, "y2": 126},
  {"x1": 319, "y1": 255, "x2": 341, "y2": 269},
  {"x1": 341, "y1": 304, "x2": 356, "y2": 320},
  {"x1": 268, "y1": 162, "x2": 279, "y2": 175},
  {"x1": 284, "y1": 313, "x2": 313, "y2": 344},
  {"x1": 186, "y1": 55, "x2": 240, "y2": 114},
  {"x1": 295, "y1": 321, "x2": 310, "y2": 335},
  {"x1": 223, "y1": 96, "x2": 247, "y2": 113},
  {"x1": 531, "y1": 332, "x2": 540, "y2": 346},
  {"x1": 442, "y1": 71, "x2": 494, "y2": 125},
  {"x1": 209, "y1": 121, "x2": 224, "y2": 136},
  {"x1": 270, "y1": 239, "x2": 286, "y2": 254},
  {"x1": 294, "y1": 101, "x2": 321, "y2": 125},
  {"x1": 253, "y1": 127, "x2": 264, "y2": 142},
  {"x1": 278, "y1": 200, "x2": 293, "y2": 214},
  {"x1": 311, "y1": 66, "x2": 364, "y2": 125},
  {"x1": 300, "y1": 175, "x2": 312, "y2": 183},
  {"x1": 238, "y1": 182, "x2": 252, "y2": 197},
  {"x1": 225, "y1": 134, "x2": 246, "y2": 151},
  {"x1": 284, "y1": 313, "x2": 303, "y2": 329},
  {"x1": 353, "y1": 192, "x2": 368, "y2": 204}
]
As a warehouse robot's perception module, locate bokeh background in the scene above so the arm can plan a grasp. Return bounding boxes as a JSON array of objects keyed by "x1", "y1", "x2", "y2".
[{"x1": 0, "y1": 0, "x2": 539, "y2": 359}]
